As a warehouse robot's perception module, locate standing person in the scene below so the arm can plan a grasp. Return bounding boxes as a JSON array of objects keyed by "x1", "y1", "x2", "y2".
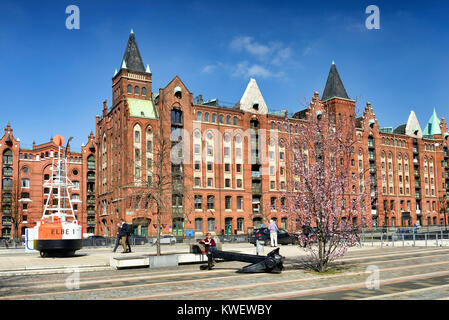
[
  {"x1": 118, "y1": 220, "x2": 128, "y2": 253},
  {"x1": 125, "y1": 223, "x2": 132, "y2": 253},
  {"x1": 268, "y1": 219, "x2": 279, "y2": 247},
  {"x1": 199, "y1": 233, "x2": 217, "y2": 264},
  {"x1": 112, "y1": 222, "x2": 122, "y2": 253}
]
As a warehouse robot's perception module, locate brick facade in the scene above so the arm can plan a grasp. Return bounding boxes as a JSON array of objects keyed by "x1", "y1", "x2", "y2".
[{"x1": 0, "y1": 125, "x2": 96, "y2": 238}]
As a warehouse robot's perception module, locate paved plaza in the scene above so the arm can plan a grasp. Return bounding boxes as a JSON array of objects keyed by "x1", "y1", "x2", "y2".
[{"x1": 1, "y1": 243, "x2": 449, "y2": 300}]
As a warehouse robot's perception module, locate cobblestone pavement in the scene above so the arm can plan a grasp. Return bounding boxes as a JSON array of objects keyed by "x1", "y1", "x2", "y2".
[{"x1": 1, "y1": 247, "x2": 449, "y2": 300}]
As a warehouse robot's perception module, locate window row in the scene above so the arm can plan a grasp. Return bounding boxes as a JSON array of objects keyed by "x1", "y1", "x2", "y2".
[
  {"x1": 270, "y1": 121, "x2": 300, "y2": 134},
  {"x1": 381, "y1": 137, "x2": 407, "y2": 148},
  {"x1": 196, "y1": 112, "x2": 239, "y2": 126},
  {"x1": 127, "y1": 85, "x2": 147, "y2": 97},
  {"x1": 194, "y1": 195, "x2": 244, "y2": 211}
]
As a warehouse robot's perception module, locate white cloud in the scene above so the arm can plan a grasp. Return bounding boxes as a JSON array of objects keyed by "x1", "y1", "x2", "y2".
[
  {"x1": 229, "y1": 36, "x2": 292, "y2": 65},
  {"x1": 201, "y1": 64, "x2": 217, "y2": 73},
  {"x1": 232, "y1": 61, "x2": 284, "y2": 79},
  {"x1": 230, "y1": 36, "x2": 271, "y2": 58}
]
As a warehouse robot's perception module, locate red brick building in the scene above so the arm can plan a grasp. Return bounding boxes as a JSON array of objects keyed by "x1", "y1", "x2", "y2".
[
  {"x1": 0, "y1": 125, "x2": 97, "y2": 238},
  {"x1": 97, "y1": 31, "x2": 448, "y2": 237}
]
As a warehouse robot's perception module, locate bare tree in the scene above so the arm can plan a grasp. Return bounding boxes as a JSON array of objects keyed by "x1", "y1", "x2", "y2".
[
  {"x1": 118, "y1": 102, "x2": 193, "y2": 256},
  {"x1": 10, "y1": 180, "x2": 22, "y2": 247}
]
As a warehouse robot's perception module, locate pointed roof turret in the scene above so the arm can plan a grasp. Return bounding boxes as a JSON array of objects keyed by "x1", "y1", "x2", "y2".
[
  {"x1": 237, "y1": 78, "x2": 268, "y2": 115},
  {"x1": 405, "y1": 110, "x2": 423, "y2": 138},
  {"x1": 423, "y1": 108, "x2": 441, "y2": 136},
  {"x1": 120, "y1": 30, "x2": 145, "y2": 73},
  {"x1": 321, "y1": 62, "x2": 350, "y2": 101}
]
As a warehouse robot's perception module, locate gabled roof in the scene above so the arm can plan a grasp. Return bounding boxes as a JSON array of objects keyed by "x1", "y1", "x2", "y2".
[
  {"x1": 321, "y1": 62, "x2": 350, "y2": 101},
  {"x1": 423, "y1": 108, "x2": 441, "y2": 136},
  {"x1": 120, "y1": 30, "x2": 145, "y2": 73}
]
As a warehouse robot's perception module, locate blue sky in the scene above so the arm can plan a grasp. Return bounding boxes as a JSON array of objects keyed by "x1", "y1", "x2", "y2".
[{"x1": 0, "y1": 0, "x2": 448, "y2": 150}]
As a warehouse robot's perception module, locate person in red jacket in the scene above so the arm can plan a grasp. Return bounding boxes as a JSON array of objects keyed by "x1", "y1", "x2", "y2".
[{"x1": 199, "y1": 233, "x2": 217, "y2": 264}]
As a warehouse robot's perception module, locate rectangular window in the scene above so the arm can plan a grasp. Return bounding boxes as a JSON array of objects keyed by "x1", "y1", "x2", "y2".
[
  {"x1": 271, "y1": 197, "x2": 276, "y2": 210},
  {"x1": 208, "y1": 218, "x2": 215, "y2": 231},
  {"x1": 236, "y1": 148, "x2": 242, "y2": 158},
  {"x1": 225, "y1": 196, "x2": 231, "y2": 210},
  {"x1": 194, "y1": 161, "x2": 201, "y2": 171},
  {"x1": 237, "y1": 218, "x2": 244, "y2": 231},
  {"x1": 236, "y1": 164, "x2": 242, "y2": 173},
  {"x1": 207, "y1": 162, "x2": 213, "y2": 172},
  {"x1": 194, "y1": 195, "x2": 202, "y2": 210},
  {"x1": 224, "y1": 147, "x2": 230, "y2": 157},
  {"x1": 225, "y1": 163, "x2": 230, "y2": 172},
  {"x1": 194, "y1": 177, "x2": 201, "y2": 187},
  {"x1": 21, "y1": 179, "x2": 30, "y2": 188},
  {"x1": 236, "y1": 179, "x2": 242, "y2": 188},
  {"x1": 194, "y1": 144, "x2": 200, "y2": 154},
  {"x1": 207, "y1": 178, "x2": 213, "y2": 187},
  {"x1": 237, "y1": 196, "x2": 243, "y2": 210},
  {"x1": 207, "y1": 196, "x2": 215, "y2": 210},
  {"x1": 225, "y1": 179, "x2": 231, "y2": 188}
]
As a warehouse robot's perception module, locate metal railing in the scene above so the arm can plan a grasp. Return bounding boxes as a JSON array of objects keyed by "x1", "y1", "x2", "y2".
[{"x1": 359, "y1": 226, "x2": 449, "y2": 247}]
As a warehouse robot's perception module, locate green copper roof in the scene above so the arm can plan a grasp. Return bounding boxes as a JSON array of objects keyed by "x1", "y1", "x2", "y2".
[
  {"x1": 423, "y1": 108, "x2": 441, "y2": 136},
  {"x1": 127, "y1": 98, "x2": 157, "y2": 119}
]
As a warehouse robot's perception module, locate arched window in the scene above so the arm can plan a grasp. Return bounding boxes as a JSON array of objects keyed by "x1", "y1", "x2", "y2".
[
  {"x1": 141, "y1": 87, "x2": 147, "y2": 96},
  {"x1": 204, "y1": 112, "x2": 209, "y2": 122},
  {"x1": 2, "y1": 150, "x2": 12, "y2": 165},
  {"x1": 233, "y1": 116, "x2": 238, "y2": 126},
  {"x1": 219, "y1": 115, "x2": 224, "y2": 124},
  {"x1": 271, "y1": 122, "x2": 275, "y2": 130},
  {"x1": 212, "y1": 114, "x2": 217, "y2": 123},
  {"x1": 134, "y1": 86, "x2": 139, "y2": 95},
  {"x1": 226, "y1": 115, "x2": 231, "y2": 124},
  {"x1": 197, "y1": 111, "x2": 202, "y2": 121},
  {"x1": 127, "y1": 85, "x2": 132, "y2": 94}
]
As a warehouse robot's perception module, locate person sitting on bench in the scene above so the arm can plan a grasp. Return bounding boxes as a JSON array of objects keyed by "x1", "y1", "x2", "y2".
[{"x1": 199, "y1": 233, "x2": 217, "y2": 264}]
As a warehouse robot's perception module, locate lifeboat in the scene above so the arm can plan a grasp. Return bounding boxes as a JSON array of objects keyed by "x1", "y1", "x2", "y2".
[{"x1": 26, "y1": 135, "x2": 83, "y2": 257}]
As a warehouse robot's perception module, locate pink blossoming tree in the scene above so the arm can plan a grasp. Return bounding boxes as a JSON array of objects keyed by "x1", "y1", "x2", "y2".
[{"x1": 282, "y1": 95, "x2": 370, "y2": 272}]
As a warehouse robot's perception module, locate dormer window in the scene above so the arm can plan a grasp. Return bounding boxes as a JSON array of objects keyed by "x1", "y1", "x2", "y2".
[
  {"x1": 174, "y1": 86, "x2": 182, "y2": 99},
  {"x1": 252, "y1": 100, "x2": 259, "y2": 111}
]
